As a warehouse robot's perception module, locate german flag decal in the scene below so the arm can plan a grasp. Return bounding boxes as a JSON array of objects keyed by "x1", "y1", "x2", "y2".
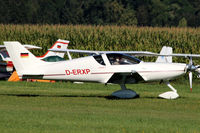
[
  {"x1": 20, "y1": 53, "x2": 29, "y2": 58},
  {"x1": 57, "y1": 45, "x2": 61, "y2": 48}
]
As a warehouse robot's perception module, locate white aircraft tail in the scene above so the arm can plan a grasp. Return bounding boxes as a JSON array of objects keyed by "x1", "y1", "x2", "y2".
[
  {"x1": 39, "y1": 39, "x2": 69, "y2": 59},
  {"x1": 4, "y1": 41, "x2": 45, "y2": 76},
  {"x1": 156, "y1": 46, "x2": 172, "y2": 63}
]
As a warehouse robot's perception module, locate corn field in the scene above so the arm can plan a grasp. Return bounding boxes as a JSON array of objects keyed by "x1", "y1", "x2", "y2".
[{"x1": 1, "y1": 24, "x2": 200, "y2": 64}]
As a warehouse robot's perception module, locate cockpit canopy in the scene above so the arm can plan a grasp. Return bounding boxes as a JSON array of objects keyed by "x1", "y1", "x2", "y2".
[
  {"x1": 93, "y1": 53, "x2": 141, "y2": 66},
  {"x1": 107, "y1": 53, "x2": 141, "y2": 65}
]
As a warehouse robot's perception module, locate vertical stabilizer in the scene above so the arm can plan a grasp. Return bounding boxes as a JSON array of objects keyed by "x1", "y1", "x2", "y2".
[
  {"x1": 4, "y1": 41, "x2": 45, "y2": 76},
  {"x1": 156, "y1": 46, "x2": 173, "y2": 63},
  {"x1": 40, "y1": 39, "x2": 70, "y2": 58}
]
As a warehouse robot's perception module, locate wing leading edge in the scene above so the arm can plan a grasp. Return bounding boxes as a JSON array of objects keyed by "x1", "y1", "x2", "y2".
[
  {"x1": 49, "y1": 48, "x2": 158, "y2": 56},
  {"x1": 49, "y1": 48, "x2": 200, "y2": 58}
]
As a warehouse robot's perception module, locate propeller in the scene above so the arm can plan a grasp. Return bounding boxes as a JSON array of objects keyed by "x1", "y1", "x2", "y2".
[{"x1": 186, "y1": 57, "x2": 200, "y2": 92}]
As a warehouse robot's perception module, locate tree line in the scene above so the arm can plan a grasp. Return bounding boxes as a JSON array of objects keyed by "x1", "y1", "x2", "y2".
[{"x1": 0, "y1": 0, "x2": 200, "y2": 27}]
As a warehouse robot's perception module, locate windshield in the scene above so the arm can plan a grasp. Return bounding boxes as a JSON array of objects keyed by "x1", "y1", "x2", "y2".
[
  {"x1": 93, "y1": 55, "x2": 105, "y2": 65},
  {"x1": 42, "y1": 56, "x2": 65, "y2": 62},
  {"x1": 0, "y1": 51, "x2": 9, "y2": 58},
  {"x1": 106, "y1": 53, "x2": 141, "y2": 65}
]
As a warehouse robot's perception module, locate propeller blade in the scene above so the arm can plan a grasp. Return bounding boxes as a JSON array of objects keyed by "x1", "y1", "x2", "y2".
[
  {"x1": 189, "y1": 72, "x2": 192, "y2": 92},
  {"x1": 189, "y1": 57, "x2": 193, "y2": 65},
  {"x1": 196, "y1": 67, "x2": 200, "y2": 72}
]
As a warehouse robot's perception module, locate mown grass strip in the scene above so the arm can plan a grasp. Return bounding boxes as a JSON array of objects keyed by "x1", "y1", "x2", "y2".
[{"x1": 0, "y1": 81, "x2": 199, "y2": 133}]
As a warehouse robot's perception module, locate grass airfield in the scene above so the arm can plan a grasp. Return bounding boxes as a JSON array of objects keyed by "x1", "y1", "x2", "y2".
[{"x1": 0, "y1": 81, "x2": 200, "y2": 133}]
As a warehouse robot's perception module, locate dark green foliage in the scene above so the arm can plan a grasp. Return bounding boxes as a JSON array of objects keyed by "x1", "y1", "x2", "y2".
[
  {"x1": 178, "y1": 18, "x2": 187, "y2": 27},
  {"x1": 1, "y1": 0, "x2": 200, "y2": 27}
]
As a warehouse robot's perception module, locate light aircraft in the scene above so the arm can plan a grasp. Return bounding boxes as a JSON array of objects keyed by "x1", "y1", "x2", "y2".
[
  {"x1": 4, "y1": 41, "x2": 200, "y2": 99},
  {"x1": 0, "y1": 39, "x2": 69, "y2": 79}
]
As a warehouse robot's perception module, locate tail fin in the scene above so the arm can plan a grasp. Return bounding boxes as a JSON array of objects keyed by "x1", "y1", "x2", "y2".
[
  {"x1": 4, "y1": 41, "x2": 45, "y2": 76},
  {"x1": 156, "y1": 46, "x2": 172, "y2": 63},
  {"x1": 39, "y1": 39, "x2": 69, "y2": 59}
]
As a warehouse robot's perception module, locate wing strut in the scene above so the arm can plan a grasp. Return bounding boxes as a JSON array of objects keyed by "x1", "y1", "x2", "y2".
[{"x1": 67, "y1": 50, "x2": 72, "y2": 60}]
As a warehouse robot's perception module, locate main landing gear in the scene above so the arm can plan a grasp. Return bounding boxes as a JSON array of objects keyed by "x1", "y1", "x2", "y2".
[
  {"x1": 159, "y1": 82, "x2": 179, "y2": 99},
  {"x1": 110, "y1": 82, "x2": 179, "y2": 99},
  {"x1": 111, "y1": 84, "x2": 139, "y2": 99}
]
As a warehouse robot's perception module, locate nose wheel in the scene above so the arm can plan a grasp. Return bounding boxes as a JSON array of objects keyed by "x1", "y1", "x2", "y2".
[
  {"x1": 159, "y1": 82, "x2": 179, "y2": 99},
  {"x1": 111, "y1": 84, "x2": 139, "y2": 99}
]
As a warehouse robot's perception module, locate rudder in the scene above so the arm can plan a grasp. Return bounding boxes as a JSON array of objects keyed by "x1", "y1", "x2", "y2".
[
  {"x1": 156, "y1": 46, "x2": 172, "y2": 63},
  {"x1": 40, "y1": 39, "x2": 70, "y2": 58}
]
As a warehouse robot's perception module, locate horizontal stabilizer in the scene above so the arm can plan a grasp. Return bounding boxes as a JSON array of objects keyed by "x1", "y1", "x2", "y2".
[{"x1": 0, "y1": 44, "x2": 41, "y2": 51}]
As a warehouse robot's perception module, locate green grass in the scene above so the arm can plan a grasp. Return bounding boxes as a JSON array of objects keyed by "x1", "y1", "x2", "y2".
[{"x1": 0, "y1": 81, "x2": 200, "y2": 133}]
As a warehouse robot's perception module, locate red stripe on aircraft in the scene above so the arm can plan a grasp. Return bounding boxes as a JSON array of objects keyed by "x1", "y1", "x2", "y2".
[
  {"x1": 56, "y1": 41, "x2": 69, "y2": 45},
  {"x1": 91, "y1": 72, "x2": 114, "y2": 74}
]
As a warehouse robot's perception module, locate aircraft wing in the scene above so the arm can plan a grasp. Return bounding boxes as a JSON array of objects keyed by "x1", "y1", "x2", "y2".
[
  {"x1": 0, "y1": 45, "x2": 6, "y2": 51},
  {"x1": 160, "y1": 53, "x2": 200, "y2": 58},
  {"x1": 49, "y1": 48, "x2": 159, "y2": 56},
  {"x1": 0, "y1": 45, "x2": 5, "y2": 48},
  {"x1": 49, "y1": 48, "x2": 200, "y2": 58}
]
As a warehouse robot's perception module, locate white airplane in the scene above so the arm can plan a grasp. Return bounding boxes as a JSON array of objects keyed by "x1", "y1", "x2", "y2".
[
  {"x1": 0, "y1": 39, "x2": 69, "y2": 79},
  {"x1": 4, "y1": 41, "x2": 200, "y2": 99}
]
